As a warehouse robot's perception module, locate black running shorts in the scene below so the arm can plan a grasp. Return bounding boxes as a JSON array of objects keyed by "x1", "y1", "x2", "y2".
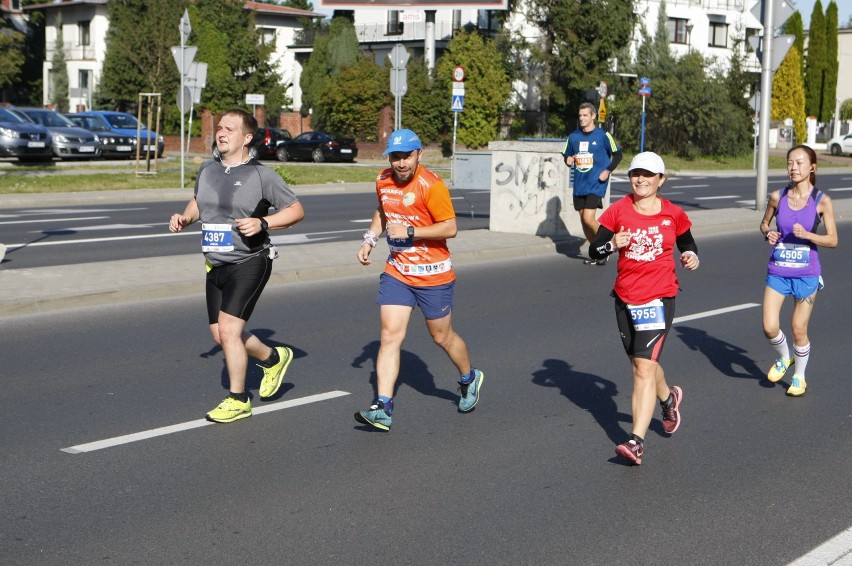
[
  {"x1": 205, "y1": 254, "x2": 272, "y2": 324},
  {"x1": 613, "y1": 295, "x2": 676, "y2": 361}
]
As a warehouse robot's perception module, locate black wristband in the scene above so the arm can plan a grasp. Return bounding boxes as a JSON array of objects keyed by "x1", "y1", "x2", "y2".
[{"x1": 260, "y1": 218, "x2": 268, "y2": 231}]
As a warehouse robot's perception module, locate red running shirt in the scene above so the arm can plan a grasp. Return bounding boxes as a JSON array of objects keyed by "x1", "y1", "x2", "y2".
[{"x1": 598, "y1": 195, "x2": 693, "y2": 305}]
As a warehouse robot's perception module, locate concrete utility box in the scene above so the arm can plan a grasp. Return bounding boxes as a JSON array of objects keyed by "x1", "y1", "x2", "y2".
[
  {"x1": 488, "y1": 140, "x2": 610, "y2": 239},
  {"x1": 452, "y1": 151, "x2": 492, "y2": 189}
]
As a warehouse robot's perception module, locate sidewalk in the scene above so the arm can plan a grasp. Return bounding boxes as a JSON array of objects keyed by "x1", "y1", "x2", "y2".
[{"x1": 1, "y1": 189, "x2": 850, "y2": 319}]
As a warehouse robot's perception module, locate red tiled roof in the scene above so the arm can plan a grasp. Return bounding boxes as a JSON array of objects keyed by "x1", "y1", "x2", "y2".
[{"x1": 244, "y1": 1, "x2": 324, "y2": 18}]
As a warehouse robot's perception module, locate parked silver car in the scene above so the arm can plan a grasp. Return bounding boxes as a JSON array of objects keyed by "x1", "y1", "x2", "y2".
[
  {"x1": 0, "y1": 106, "x2": 53, "y2": 162},
  {"x1": 11, "y1": 107, "x2": 102, "y2": 159}
]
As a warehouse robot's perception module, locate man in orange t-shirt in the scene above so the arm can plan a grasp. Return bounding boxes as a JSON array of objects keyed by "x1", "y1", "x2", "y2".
[{"x1": 354, "y1": 129, "x2": 484, "y2": 431}]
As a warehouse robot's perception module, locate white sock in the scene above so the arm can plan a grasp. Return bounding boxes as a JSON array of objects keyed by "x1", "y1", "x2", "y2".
[
  {"x1": 793, "y1": 343, "x2": 810, "y2": 379},
  {"x1": 769, "y1": 332, "x2": 790, "y2": 360}
]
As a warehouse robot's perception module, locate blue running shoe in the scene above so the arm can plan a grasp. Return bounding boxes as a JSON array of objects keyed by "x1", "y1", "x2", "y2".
[
  {"x1": 458, "y1": 369, "x2": 485, "y2": 413},
  {"x1": 354, "y1": 400, "x2": 392, "y2": 431}
]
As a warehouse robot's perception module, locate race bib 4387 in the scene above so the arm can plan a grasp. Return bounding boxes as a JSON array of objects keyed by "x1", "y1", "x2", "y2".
[{"x1": 201, "y1": 223, "x2": 234, "y2": 252}]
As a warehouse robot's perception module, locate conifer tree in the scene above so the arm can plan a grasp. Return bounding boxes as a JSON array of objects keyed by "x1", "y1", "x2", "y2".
[
  {"x1": 772, "y1": 46, "x2": 806, "y2": 143},
  {"x1": 51, "y1": 14, "x2": 69, "y2": 112},
  {"x1": 822, "y1": 1, "x2": 839, "y2": 122},
  {"x1": 782, "y1": 11, "x2": 805, "y2": 84},
  {"x1": 804, "y1": 0, "x2": 826, "y2": 119}
]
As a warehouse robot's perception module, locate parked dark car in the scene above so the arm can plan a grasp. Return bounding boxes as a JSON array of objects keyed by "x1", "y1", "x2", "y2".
[
  {"x1": 277, "y1": 131, "x2": 358, "y2": 163},
  {"x1": 0, "y1": 106, "x2": 53, "y2": 162},
  {"x1": 73, "y1": 110, "x2": 164, "y2": 158},
  {"x1": 12, "y1": 107, "x2": 102, "y2": 159},
  {"x1": 66, "y1": 113, "x2": 137, "y2": 159},
  {"x1": 255, "y1": 127, "x2": 292, "y2": 161}
]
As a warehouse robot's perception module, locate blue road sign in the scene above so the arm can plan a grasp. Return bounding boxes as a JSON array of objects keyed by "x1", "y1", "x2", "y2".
[{"x1": 452, "y1": 95, "x2": 464, "y2": 112}]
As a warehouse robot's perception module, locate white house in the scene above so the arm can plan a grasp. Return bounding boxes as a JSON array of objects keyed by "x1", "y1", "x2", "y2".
[{"x1": 23, "y1": 0, "x2": 323, "y2": 113}]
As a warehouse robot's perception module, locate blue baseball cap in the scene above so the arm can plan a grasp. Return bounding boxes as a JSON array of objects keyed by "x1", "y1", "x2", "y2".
[{"x1": 383, "y1": 129, "x2": 422, "y2": 155}]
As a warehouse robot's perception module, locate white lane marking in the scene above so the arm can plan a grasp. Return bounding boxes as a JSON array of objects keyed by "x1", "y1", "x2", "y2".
[
  {"x1": 42, "y1": 223, "x2": 154, "y2": 232},
  {"x1": 350, "y1": 219, "x2": 373, "y2": 223},
  {"x1": 674, "y1": 303, "x2": 760, "y2": 324},
  {"x1": 671, "y1": 184, "x2": 709, "y2": 189},
  {"x1": 829, "y1": 187, "x2": 852, "y2": 192},
  {"x1": 61, "y1": 390, "x2": 351, "y2": 454},
  {"x1": 6, "y1": 228, "x2": 364, "y2": 249},
  {"x1": 737, "y1": 200, "x2": 757, "y2": 206},
  {"x1": 5, "y1": 231, "x2": 198, "y2": 249},
  {"x1": 20, "y1": 207, "x2": 148, "y2": 214},
  {"x1": 0, "y1": 216, "x2": 108, "y2": 225},
  {"x1": 786, "y1": 524, "x2": 852, "y2": 566},
  {"x1": 695, "y1": 195, "x2": 741, "y2": 200}
]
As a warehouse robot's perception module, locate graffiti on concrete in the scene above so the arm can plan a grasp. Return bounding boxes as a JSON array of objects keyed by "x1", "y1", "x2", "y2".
[{"x1": 493, "y1": 152, "x2": 565, "y2": 219}]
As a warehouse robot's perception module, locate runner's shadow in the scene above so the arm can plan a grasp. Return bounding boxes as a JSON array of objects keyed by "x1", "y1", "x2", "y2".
[
  {"x1": 675, "y1": 326, "x2": 768, "y2": 384},
  {"x1": 535, "y1": 197, "x2": 586, "y2": 260},
  {"x1": 352, "y1": 340, "x2": 457, "y2": 402},
  {"x1": 207, "y1": 328, "x2": 306, "y2": 400},
  {"x1": 531, "y1": 358, "x2": 630, "y2": 444}
]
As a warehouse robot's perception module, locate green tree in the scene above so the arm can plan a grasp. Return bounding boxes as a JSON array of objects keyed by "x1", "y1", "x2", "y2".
[
  {"x1": 635, "y1": 0, "x2": 675, "y2": 73},
  {"x1": 99, "y1": 0, "x2": 184, "y2": 115},
  {"x1": 822, "y1": 1, "x2": 839, "y2": 121},
  {"x1": 300, "y1": 16, "x2": 359, "y2": 128},
  {"x1": 782, "y1": 11, "x2": 805, "y2": 84},
  {"x1": 614, "y1": 49, "x2": 752, "y2": 157},
  {"x1": 50, "y1": 14, "x2": 69, "y2": 112},
  {"x1": 398, "y1": 57, "x2": 449, "y2": 145},
  {"x1": 434, "y1": 31, "x2": 512, "y2": 148},
  {"x1": 804, "y1": 0, "x2": 826, "y2": 119},
  {"x1": 840, "y1": 98, "x2": 852, "y2": 119},
  {"x1": 0, "y1": 23, "x2": 26, "y2": 99},
  {"x1": 319, "y1": 53, "x2": 386, "y2": 139},
  {"x1": 523, "y1": 0, "x2": 635, "y2": 130},
  {"x1": 192, "y1": 0, "x2": 290, "y2": 122},
  {"x1": 771, "y1": 46, "x2": 806, "y2": 143}
]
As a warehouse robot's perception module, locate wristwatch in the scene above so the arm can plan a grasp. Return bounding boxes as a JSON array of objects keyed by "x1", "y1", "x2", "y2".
[
  {"x1": 407, "y1": 225, "x2": 415, "y2": 239},
  {"x1": 259, "y1": 218, "x2": 268, "y2": 231},
  {"x1": 605, "y1": 241, "x2": 616, "y2": 254}
]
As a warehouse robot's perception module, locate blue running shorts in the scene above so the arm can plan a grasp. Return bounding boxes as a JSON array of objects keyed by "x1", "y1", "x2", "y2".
[
  {"x1": 377, "y1": 273, "x2": 454, "y2": 320},
  {"x1": 766, "y1": 274, "x2": 823, "y2": 300}
]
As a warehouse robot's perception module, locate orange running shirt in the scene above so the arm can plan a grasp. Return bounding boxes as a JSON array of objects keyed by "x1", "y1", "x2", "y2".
[{"x1": 376, "y1": 164, "x2": 456, "y2": 286}]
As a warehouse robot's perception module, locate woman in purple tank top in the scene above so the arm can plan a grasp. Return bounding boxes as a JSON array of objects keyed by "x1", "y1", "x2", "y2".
[{"x1": 758, "y1": 145, "x2": 838, "y2": 396}]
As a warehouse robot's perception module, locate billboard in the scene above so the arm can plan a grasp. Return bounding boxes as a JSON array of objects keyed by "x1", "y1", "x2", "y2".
[{"x1": 319, "y1": 0, "x2": 508, "y2": 9}]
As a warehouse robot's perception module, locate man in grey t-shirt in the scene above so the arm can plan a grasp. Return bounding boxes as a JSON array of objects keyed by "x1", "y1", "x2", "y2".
[{"x1": 169, "y1": 109, "x2": 305, "y2": 423}]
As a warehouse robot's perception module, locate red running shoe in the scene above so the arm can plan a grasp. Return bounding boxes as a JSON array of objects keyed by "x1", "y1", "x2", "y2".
[
  {"x1": 661, "y1": 385, "x2": 683, "y2": 434},
  {"x1": 615, "y1": 440, "x2": 644, "y2": 465}
]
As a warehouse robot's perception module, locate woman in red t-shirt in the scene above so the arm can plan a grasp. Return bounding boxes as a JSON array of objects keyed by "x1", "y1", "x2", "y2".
[{"x1": 588, "y1": 152, "x2": 700, "y2": 465}]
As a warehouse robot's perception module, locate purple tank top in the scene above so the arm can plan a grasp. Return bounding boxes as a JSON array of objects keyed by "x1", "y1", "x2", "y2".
[{"x1": 767, "y1": 187, "x2": 822, "y2": 278}]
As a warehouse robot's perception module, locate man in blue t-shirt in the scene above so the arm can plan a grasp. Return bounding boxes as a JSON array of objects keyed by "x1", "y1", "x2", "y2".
[{"x1": 563, "y1": 102, "x2": 622, "y2": 265}]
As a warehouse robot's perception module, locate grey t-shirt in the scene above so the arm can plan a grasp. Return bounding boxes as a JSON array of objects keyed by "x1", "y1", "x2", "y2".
[{"x1": 194, "y1": 158, "x2": 298, "y2": 266}]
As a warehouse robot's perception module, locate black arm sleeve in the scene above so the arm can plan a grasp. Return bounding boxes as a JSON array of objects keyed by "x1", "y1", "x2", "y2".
[
  {"x1": 607, "y1": 149, "x2": 623, "y2": 172},
  {"x1": 588, "y1": 225, "x2": 616, "y2": 260},
  {"x1": 676, "y1": 229, "x2": 698, "y2": 254}
]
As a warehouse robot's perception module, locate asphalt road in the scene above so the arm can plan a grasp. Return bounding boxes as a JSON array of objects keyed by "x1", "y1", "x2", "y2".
[
  {"x1": 2, "y1": 171, "x2": 851, "y2": 271},
  {"x1": 1, "y1": 225, "x2": 849, "y2": 564}
]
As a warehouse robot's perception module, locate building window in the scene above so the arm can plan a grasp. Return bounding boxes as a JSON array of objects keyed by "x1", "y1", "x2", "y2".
[
  {"x1": 78, "y1": 21, "x2": 90, "y2": 46},
  {"x1": 452, "y1": 10, "x2": 462, "y2": 33},
  {"x1": 387, "y1": 11, "x2": 403, "y2": 35},
  {"x1": 260, "y1": 27, "x2": 276, "y2": 46},
  {"x1": 666, "y1": 18, "x2": 689, "y2": 45},
  {"x1": 709, "y1": 22, "x2": 728, "y2": 48}
]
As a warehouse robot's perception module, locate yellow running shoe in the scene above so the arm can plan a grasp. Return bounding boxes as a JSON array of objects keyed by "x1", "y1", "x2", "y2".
[
  {"x1": 259, "y1": 346, "x2": 293, "y2": 399},
  {"x1": 786, "y1": 375, "x2": 807, "y2": 397},
  {"x1": 767, "y1": 357, "x2": 793, "y2": 382},
  {"x1": 206, "y1": 396, "x2": 252, "y2": 423}
]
